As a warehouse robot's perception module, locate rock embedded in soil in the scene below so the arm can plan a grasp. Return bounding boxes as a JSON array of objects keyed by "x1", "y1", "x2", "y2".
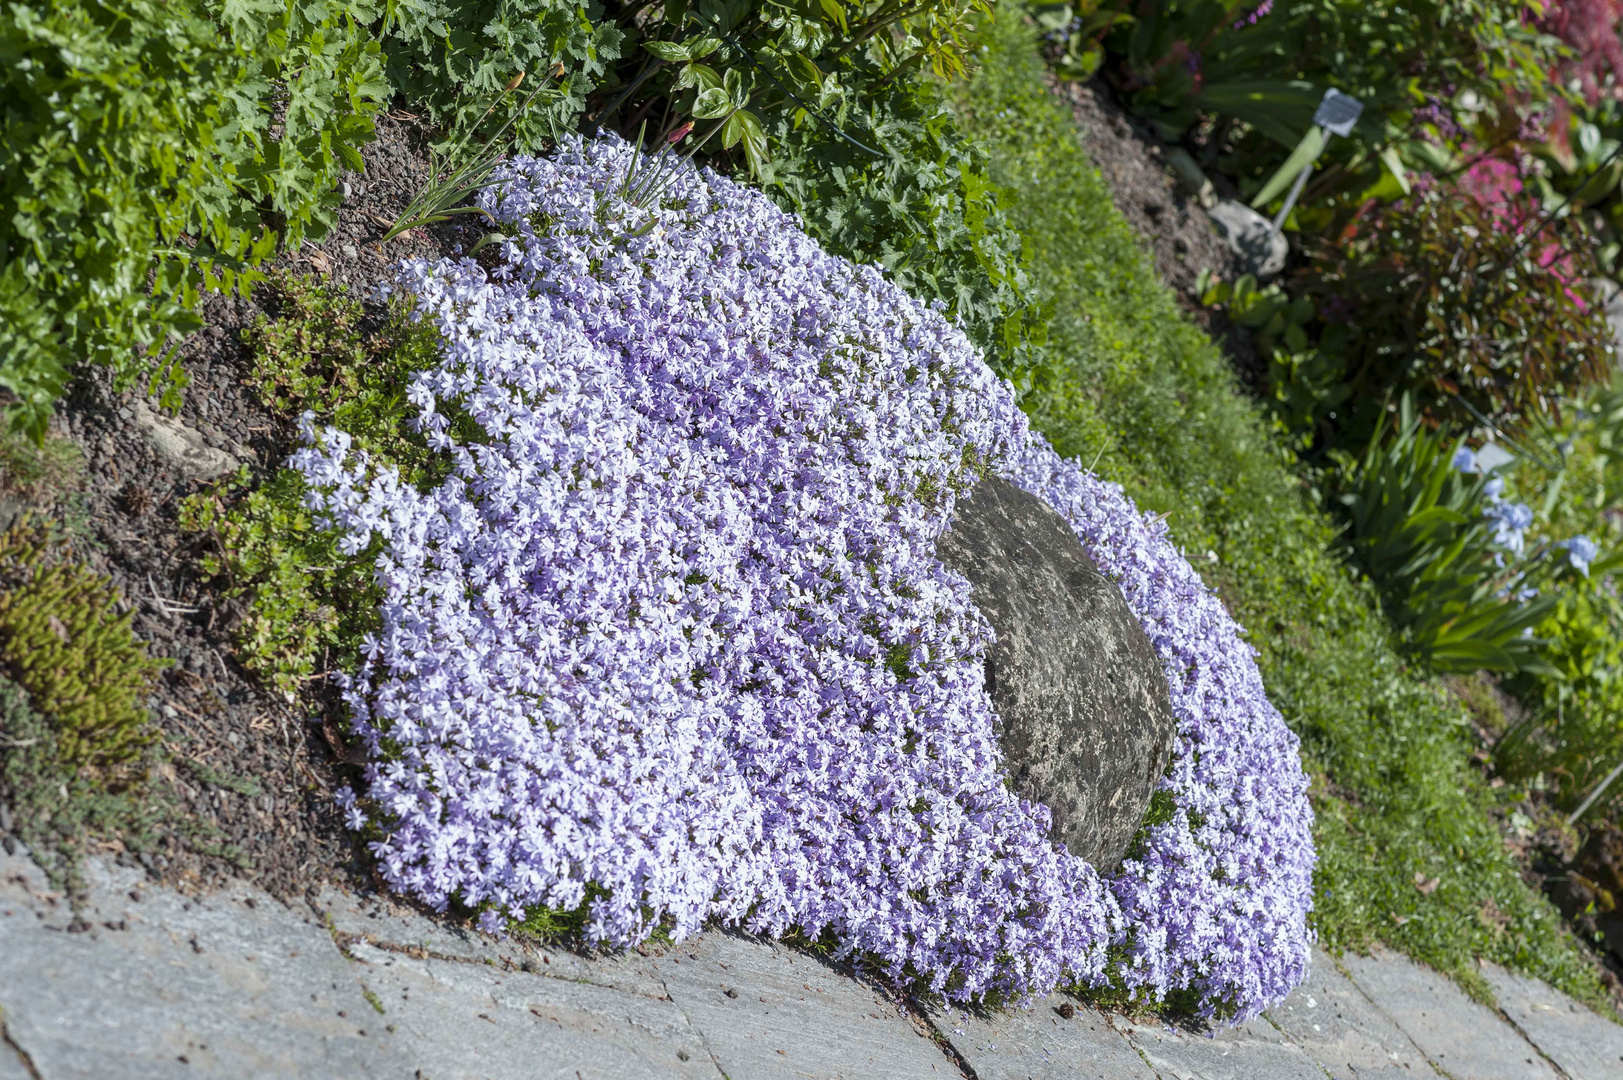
[
  {"x1": 130, "y1": 398, "x2": 240, "y2": 483},
  {"x1": 935, "y1": 475, "x2": 1176, "y2": 871}
]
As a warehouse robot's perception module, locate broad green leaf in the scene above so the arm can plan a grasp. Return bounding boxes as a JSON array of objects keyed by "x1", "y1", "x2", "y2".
[
  {"x1": 643, "y1": 40, "x2": 692, "y2": 61},
  {"x1": 1194, "y1": 80, "x2": 1326, "y2": 149},
  {"x1": 692, "y1": 87, "x2": 732, "y2": 119}
]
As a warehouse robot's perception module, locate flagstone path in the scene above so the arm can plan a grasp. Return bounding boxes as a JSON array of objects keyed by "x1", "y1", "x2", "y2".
[{"x1": 3, "y1": 847, "x2": 1620, "y2": 1080}]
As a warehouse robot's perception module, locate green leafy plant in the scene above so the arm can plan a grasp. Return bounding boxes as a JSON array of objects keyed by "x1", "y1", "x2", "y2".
[
  {"x1": 383, "y1": 0, "x2": 622, "y2": 151},
  {"x1": 1482, "y1": 378, "x2": 1623, "y2": 813},
  {"x1": 762, "y1": 72, "x2": 1050, "y2": 388},
  {"x1": 0, "y1": 520, "x2": 169, "y2": 769},
  {"x1": 1331, "y1": 398, "x2": 1560, "y2": 675},
  {"x1": 1496, "y1": 579, "x2": 1623, "y2": 813},
  {"x1": 1209, "y1": 184, "x2": 1612, "y2": 447},
  {"x1": 182, "y1": 274, "x2": 458, "y2": 697},
  {"x1": 0, "y1": 0, "x2": 389, "y2": 438}
]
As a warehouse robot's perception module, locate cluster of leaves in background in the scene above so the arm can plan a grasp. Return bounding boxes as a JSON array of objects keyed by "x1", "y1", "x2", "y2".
[
  {"x1": 383, "y1": 0, "x2": 621, "y2": 149},
  {"x1": 762, "y1": 75, "x2": 1050, "y2": 389},
  {"x1": 1329, "y1": 399, "x2": 1561, "y2": 675},
  {"x1": 1285, "y1": 188, "x2": 1608, "y2": 445},
  {"x1": 180, "y1": 273, "x2": 459, "y2": 699},
  {"x1": 0, "y1": 0, "x2": 389, "y2": 439}
]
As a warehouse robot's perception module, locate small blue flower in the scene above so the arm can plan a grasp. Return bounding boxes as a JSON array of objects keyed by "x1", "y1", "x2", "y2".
[
  {"x1": 1483, "y1": 500, "x2": 1533, "y2": 556},
  {"x1": 1559, "y1": 534, "x2": 1599, "y2": 576},
  {"x1": 1452, "y1": 446, "x2": 1479, "y2": 473}
]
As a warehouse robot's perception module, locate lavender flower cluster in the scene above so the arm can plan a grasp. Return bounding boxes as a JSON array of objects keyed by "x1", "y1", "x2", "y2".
[{"x1": 293, "y1": 136, "x2": 1314, "y2": 1018}]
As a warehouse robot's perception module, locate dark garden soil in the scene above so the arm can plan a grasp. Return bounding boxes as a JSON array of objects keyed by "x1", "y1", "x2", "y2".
[
  {"x1": 1051, "y1": 75, "x2": 1270, "y2": 394},
  {"x1": 7, "y1": 109, "x2": 453, "y2": 905}
]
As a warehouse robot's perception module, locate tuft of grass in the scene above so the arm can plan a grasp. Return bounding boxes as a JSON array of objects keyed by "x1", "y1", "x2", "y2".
[
  {"x1": 182, "y1": 272, "x2": 468, "y2": 698},
  {"x1": 951, "y1": 7, "x2": 1611, "y2": 1011},
  {"x1": 0, "y1": 520, "x2": 168, "y2": 769}
]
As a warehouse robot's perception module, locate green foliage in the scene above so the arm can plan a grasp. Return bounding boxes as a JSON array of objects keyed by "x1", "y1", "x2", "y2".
[
  {"x1": 383, "y1": 0, "x2": 621, "y2": 150},
  {"x1": 762, "y1": 72, "x2": 1050, "y2": 387},
  {"x1": 1487, "y1": 380, "x2": 1623, "y2": 812},
  {"x1": 241, "y1": 272, "x2": 460, "y2": 478},
  {"x1": 0, "y1": 522, "x2": 169, "y2": 769},
  {"x1": 1091, "y1": 0, "x2": 1558, "y2": 182},
  {"x1": 594, "y1": 0, "x2": 992, "y2": 183},
  {"x1": 182, "y1": 274, "x2": 455, "y2": 697},
  {"x1": 1330, "y1": 399, "x2": 1559, "y2": 675},
  {"x1": 0, "y1": 0, "x2": 389, "y2": 438},
  {"x1": 1498, "y1": 580, "x2": 1623, "y2": 811},
  {"x1": 956, "y1": 5, "x2": 1609, "y2": 1009}
]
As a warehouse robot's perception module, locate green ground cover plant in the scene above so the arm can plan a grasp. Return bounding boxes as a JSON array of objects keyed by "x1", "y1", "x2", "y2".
[
  {"x1": 0, "y1": 521, "x2": 167, "y2": 769},
  {"x1": 951, "y1": 5, "x2": 1610, "y2": 1008},
  {"x1": 181, "y1": 273, "x2": 463, "y2": 699}
]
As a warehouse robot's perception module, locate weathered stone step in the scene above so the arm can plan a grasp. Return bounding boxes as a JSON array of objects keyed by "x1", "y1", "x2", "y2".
[{"x1": 4, "y1": 848, "x2": 1619, "y2": 1080}]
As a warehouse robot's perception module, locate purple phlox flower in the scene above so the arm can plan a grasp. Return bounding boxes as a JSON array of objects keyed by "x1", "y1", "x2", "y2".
[{"x1": 1233, "y1": 0, "x2": 1273, "y2": 28}]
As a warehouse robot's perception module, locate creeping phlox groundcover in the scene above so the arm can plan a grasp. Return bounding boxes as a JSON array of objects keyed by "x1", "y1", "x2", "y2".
[{"x1": 293, "y1": 136, "x2": 1314, "y2": 1018}]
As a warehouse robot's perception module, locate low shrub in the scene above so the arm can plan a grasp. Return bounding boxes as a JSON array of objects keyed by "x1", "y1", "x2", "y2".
[
  {"x1": 1329, "y1": 400, "x2": 1559, "y2": 675},
  {"x1": 0, "y1": 0, "x2": 388, "y2": 438},
  {"x1": 1202, "y1": 181, "x2": 1613, "y2": 448},
  {"x1": 295, "y1": 134, "x2": 1312, "y2": 1017},
  {"x1": 383, "y1": 0, "x2": 621, "y2": 148},
  {"x1": 1287, "y1": 184, "x2": 1609, "y2": 445},
  {"x1": 761, "y1": 77, "x2": 1050, "y2": 390}
]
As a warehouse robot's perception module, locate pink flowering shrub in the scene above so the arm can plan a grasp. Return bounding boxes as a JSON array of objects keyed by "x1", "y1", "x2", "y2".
[{"x1": 293, "y1": 136, "x2": 1314, "y2": 1018}]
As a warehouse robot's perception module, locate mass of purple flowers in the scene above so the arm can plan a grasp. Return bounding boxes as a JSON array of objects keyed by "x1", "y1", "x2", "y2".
[{"x1": 292, "y1": 135, "x2": 1314, "y2": 1018}]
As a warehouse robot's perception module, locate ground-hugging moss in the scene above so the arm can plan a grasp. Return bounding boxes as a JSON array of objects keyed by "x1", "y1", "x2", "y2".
[
  {"x1": 0, "y1": 521, "x2": 167, "y2": 768},
  {"x1": 948, "y1": 6, "x2": 1610, "y2": 1011},
  {"x1": 0, "y1": 522, "x2": 229, "y2": 895}
]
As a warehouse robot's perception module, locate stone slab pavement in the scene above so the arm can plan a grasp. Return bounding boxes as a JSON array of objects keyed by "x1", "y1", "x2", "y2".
[{"x1": 2, "y1": 846, "x2": 1620, "y2": 1080}]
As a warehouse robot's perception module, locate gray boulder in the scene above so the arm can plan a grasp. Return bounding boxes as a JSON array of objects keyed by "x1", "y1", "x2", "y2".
[{"x1": 935, "y1": 475, "x2": 1176, "y2": 871}]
